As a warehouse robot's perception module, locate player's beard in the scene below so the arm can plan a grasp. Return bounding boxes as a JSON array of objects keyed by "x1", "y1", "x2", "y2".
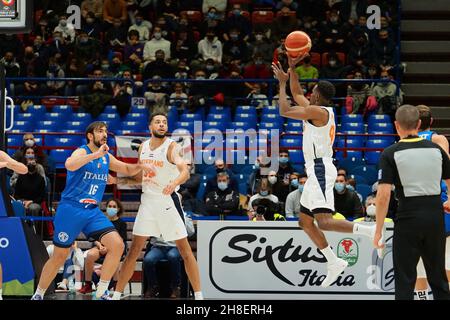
[
  {"x1": 94, "y1": 137, "x2": 106, "y2": 148},
  {"x1": 152, "y1": 130, "x2": 166, "y2": 139}
]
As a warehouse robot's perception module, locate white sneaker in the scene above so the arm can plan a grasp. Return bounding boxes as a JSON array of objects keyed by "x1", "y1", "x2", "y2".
[
  {"x1": 321, "y1": 258, "x2": 348, "y2": 288},
  {"x1": 56, "y1": 282, "x2": 68, "y2": 292}
]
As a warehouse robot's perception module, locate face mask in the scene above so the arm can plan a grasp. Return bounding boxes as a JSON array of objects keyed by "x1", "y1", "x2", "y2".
[
  {"x1": 101, "y1": 64, "x2": 109, "y2": 70},
  {"x1": 196, "y1": 76, "x2": 205, "y2": 80},
  {"x1": 154, "y1": 32, "x2": 162, "y2": 40},
  {"x1": 24, "y1": 139, "x2": 35, "y2": 147},
  {"x1": 233, "y1": 10, "x2": 241, "y2": 16},
  {"x1": 268, "y1": 176, "x2": 277, "y2": 184},
  {"x1": 218, "y1": 182, "x2": 228, "y2": 191},
  {"x1": 80, "y1": 38, "x2": 88, "y2": 44},
  {"x1": 366, "y1": 204, "x2": 376, "y2": 217},
  {"x1": 329, "y1": 60, "x2": 336, "y2": 67},
  {"x1": 106, "y1": 207, "x2": 118, "y2": 217},
  {"x1": 335, "y1": 182, "x2": 345, "y2": 193},
  {"x1": 230, "y1": 34, "x2": 239, "y2": 41},
  {"x1": 206, "y1": 65, "x2": 214, "y2": 71},
  {"x1": 330, "y1": 17, "x2": 338, "y2": 23},
  {"x1": 346, "y1": 184, "x2": 355, "y2": 192},
  {"x1": 298, "y1": 184, "x2": 304, "y2": 193},
  {"x1": 304, "y1": 22, "x2": 312, "y2": 29},
  {"x1": 207, "y1": 12, "x2": 216, "y2": 19},
  {"x1": 60, "y1": 20, "x2": 67, "y2": 27},
  {"x1": 216, "y1": 167, "x2": 224, "y2": 173},
  {"x1": 255, "y1": 59, "x2": 263, "y2": 65},
  {"x1": 255, "y1": 34, "x2": 263, "y2": 41},
  {"x1": 260, "y1": 190, "x2": 268, "y2": 196},
  {"x1": 86, "y1": 18, "x2": 94, "y2": 24},
  {"x1": 34, "y1": 41, "x2": 42, "y2": 47},
  {"x1": 136, "y1": 19, "x2": 142, "y2": 26},
  {"x1": 54, "y1": 37, "x2": 61, "y2": 42},
  {"x1": 279, "y1": 157, "x2": 289, "y2": 164},
  {"x1": 126, "y1": 87, "x2": 133, "y2": 95},
  {"x1": 291, "y1": 179, "x2": 299, "y2": 188}
]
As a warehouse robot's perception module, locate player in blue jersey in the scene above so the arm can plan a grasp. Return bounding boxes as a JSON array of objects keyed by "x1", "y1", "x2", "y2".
[
  {"x1": 31, "y1": 122, "x2": 146, "y2": 300},
  {"x1": 415, "y1": 105, "x2": 450, "y2": 299},
  {"x1": 0, "y1": 151, "x2": 28, "y2": 300}
]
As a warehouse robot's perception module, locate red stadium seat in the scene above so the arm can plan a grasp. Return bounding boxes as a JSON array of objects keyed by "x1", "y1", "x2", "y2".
[
  {"x1": 251, "y1": 11, "x2": 274, "y2": 25},
  {"x1": 180, "y1": 10, "x2": 203, "y2": 23},
  {"x1": 322, "y1": 52, "x2": 346, "y2": 66},
  {"x1": 227, "y1": 10, "x2": 250, "y2": 19},
  {"x1": 309, "y1": 52, "x2": 321, "y2": 67},
  {"x1": 275, "y1": 10, "x2": 296, "y2": 18}
]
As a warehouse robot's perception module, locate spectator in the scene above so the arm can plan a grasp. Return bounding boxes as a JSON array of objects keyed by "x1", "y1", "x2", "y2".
[
  {"x1": 171, "y1": 27, "x2": 196, "y2": 62},
  {"x1": 348, "y1": 30, "x2": 371, "y2": 68},
  {"x1": 252, "y1": 198, "x2": 285, "y2": 221},
  {"x1": 243, "y1": 52, "x2": 271, "y2": 80},
  {"x1": 53, "y1": 14, "x2": 76, "y2": 43},
  {"x1": 346, "y1": 177, "x2": 363, "y2": 203},
  {"x1": 371, "y1": 28, "x2": 396, "y2": 69},
  {"x1": 103, "y1": 0, "x2": 127, "y2": 25},
  {"x1": 110, "y1": 70, "x2": 133, "y2": 117},
  {"x1": 179, "y1": 161, "x2": 201, "y2": 200},
  {"x1": 75, "y1": 31, "x2": 99, "y2": 65},
  {"x1": 105, "y1": 18, "x2": 128, "y2": 49},
  {"x1": 337, "y1": 167, "x2": 348, "y2": 176},
  {"x1": 334, "y1": 173, "x2": 364, "y2": 219},
  {"x1": 32, "y1": 36, "x2": 50, "y2": 67},
  {"x1": 143, "y1": 212, "x2": 195, "y2": 298},
  {"x1": 82, "y1": 11, "x2": 103, "y2": 39},
  {"x1": 246, "y1": 83, "x2": 269, "y2": 110},
  {"x1": 0, "y1": 34, "x2": 22, "y2": 59},
  {"x1": 277, "y1": 151, "x2": 295, "y2": 188},
  {"x1": 371, "y1": 69, "x2": 403, "y2": 116},
  {"x1": 143, "y1": 49, "x2": 174, "y2": 80},
  {"x1": 204, "y1": 159, "x2": 239, "y2": 198},
  {"x1": 285, "y1": 173, "x2": 308, "y2": 218},
  {"x1": 204, "y1": 58, "x2": 219, "y2": 79},
  {"x1": 128, "y1": 11, "x2": 152, "y2": 42},
  {"x1": 81, "y1": 0, "x2": 104, "y2": 19},
  {"x1": 340, "y1": 0, "x2": 368, "y2": 26},
  {"x1": 297, "y1": 0, "x2": 328, "y2": 23},
  {"x1": 13, "y1": 133, "x2": 49, "y2": 173},
  {"x1": 205, "y1": 172, "x2": 240, "y2": 216},
  {"x1": 346, "y1": 69, "x2": 370, "y2": 114},
  {"x1": 301, "y1": 16, "x2": 321, "y2": 49},
  {"x1": 46, "y1": 55, "x2": 65, "y2": 95},
  {"x1": 169, "y1": 83, "x2": 188, "y2": 110},
  {"x1": 353, "y1": 15, "x2": 370, "y2": 37},
  {"x1": 371, "y1": 181, "x2": 397, "y2": 219},
  {"x1": 200, "y1": 7, "x2": 224, "y2": 35},
  {"x1": 354, "y1": 195, "x2": 393, "y2": 223},
  {"x1": 47, "y1": 31, "x2": 70, "y2": 63},
  {"x1": 248, "y1": 30, "x2": 275, "y2": 64},
  {"x1": 276, "y1": 0, "x2": 298, "y2": 11},
  {"x1": 271, "y1": 6, "x2": 299, "y2": 40},
  {"x1": 13, "y1": 157, "x2": 46, "y2": 217},
  {"x1": 78, "y1": 198, "x2": 127, "y2": 294},
  {"x1": 189, "y1": 69, "x2": 216, "y2": 98},
  {"x1": 143, "y1": 26, "x2": 172, "y2": 62},
  {"x1": 320, "y1": 52, "x2": 346, "y2": 79},
  {"x1": 1, "y1": 51, "x2": 20, "y2": 78},
  {"x1": 10, "y1": 147, "x2": 46, "y2": 191},
  {"x1": 248, "y1": 178, "x2": 279, "y2": 220},
  {"x1": 223, "y1": 4, "x2": 251, "y2": 42},
  {"x1": 123, "y1": 31, "x2": 144, "y2": 73},
  {"x1": 320, "y1": 10, "x2": 347, "y2": 52},
  {"x1": 198, "y1": 28, "x2": 223, "y2": 64},
  {"x1": 47, "y1": 241, "x2": 84, "y2": 291},
  {"x1": 156, "y1": 0, "x2": 180, "y2": 27},
  {"x1": 80, "y1": 68, "x2": 113, "y2": 118},
  {"x1": 295, "y1": 55, "x2": 319, "y2": 91},
  {"x1": 247, "y1": 156, "x2": 268, "y2": 196},
  {"x1": 202, "y1": 0, "x2": 227, "y2": 15}
]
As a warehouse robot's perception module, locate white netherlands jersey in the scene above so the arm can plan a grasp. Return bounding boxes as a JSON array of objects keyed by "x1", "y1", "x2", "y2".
[
  {"x1": 302, "y1": 106, "x2": 336, "y2": 164},
  {"x1": 140, "y1": 138, "x2": 180, "y2": 195}
]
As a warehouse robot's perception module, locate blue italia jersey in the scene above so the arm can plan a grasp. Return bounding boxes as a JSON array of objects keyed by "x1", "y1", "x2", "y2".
[
  {"x1": 60, "y1": 145, "x2": 109, "y2": 206},
  {"x1": 419, "y1": 130, "x2": 435, "y2": 141}
]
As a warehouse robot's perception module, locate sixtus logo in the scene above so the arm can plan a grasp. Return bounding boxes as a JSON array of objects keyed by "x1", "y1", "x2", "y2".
[
  {"x1": 173, "y1": 122, "x2": 280, "y2": 175},
  {"x1": 0, "y1": 237, "x2": 9, "y2": 248},
  {"x1": 337, "y1": 238, "x2": 359, "y2": 267}
]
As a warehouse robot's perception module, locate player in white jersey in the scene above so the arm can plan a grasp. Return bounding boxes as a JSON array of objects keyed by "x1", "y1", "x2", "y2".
[
  {"x1": 273, "y1": 54, "x2": 382, "y2": 288},
  {"x1": 112, "y1": 113, "x2": 203, "y2": 300}
]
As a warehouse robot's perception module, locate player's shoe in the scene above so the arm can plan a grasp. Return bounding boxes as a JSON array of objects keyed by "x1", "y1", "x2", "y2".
[
  {"x1": 321, "y1": 258, "x2": 348, "y2": 288},
  {"x1": 78, "y1": 282, "x2": 94, "y2": 294},
  {"x1": 56, "y1": 282, "x2": 68, "y2": 292},
  {"x1": 31, "y1": 294, "x2": 43, "y2": 300}
]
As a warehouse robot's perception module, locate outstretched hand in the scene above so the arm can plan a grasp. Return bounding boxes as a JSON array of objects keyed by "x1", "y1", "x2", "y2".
[
  {"x1": 287, "y1": 52, "x2": 309, "y2": 68},
  {"x1": 272, "y1": 62, "x2": 289, "y2": 83}
]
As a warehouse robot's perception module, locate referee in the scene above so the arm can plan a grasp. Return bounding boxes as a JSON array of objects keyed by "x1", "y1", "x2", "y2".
[{"x1": 373, "y1": 105, "x2": 450, "y2": 300}]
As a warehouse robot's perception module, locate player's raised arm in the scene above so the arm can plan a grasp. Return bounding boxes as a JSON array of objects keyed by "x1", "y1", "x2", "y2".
[
  {"x1": 287, "y1": 53, "x2": 311, "y2": 108},
  {"x1": 108, "y1": 152, "x2": 145, "y2": 178},
  {"x1": 113, "y1": 144, "x2": 144, "y2": 185},
  {"x1": 65, "y1": 144, "x2": 109, "y2": 172},
  {"x1": 0, "y1": 150, "x2": 28, "y2": 174}
]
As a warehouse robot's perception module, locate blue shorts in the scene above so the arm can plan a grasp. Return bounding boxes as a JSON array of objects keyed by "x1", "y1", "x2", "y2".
[
  {"x1": 445, "y1": 212, "x2": 450, "y2": 236},
  {"x1": 53, "y1": 201, "x2": 115, "y2": 248}
]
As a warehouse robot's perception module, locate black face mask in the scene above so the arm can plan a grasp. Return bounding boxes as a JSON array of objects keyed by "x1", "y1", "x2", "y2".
[
  {"x1": 216, "y1": 167, "x2": 224, "y2": 173},
  {"x1": 27, "y1": 163, "x2": 36, "y2": 172}
]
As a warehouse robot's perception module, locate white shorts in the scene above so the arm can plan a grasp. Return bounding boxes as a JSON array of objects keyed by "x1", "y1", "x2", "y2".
[
  {"x1": 416, "y1": 236, "x2": 450, "y2": 278},
  {"x1": 133, "y1": 192, "x2": 188, "y2": 241},
  {"x1": 300, "y1": 158, "x2": 337, "y2": 216}
]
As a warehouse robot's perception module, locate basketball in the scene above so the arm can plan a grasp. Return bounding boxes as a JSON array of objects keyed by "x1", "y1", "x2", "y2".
[{"x1": 285, "y1": 31, "x2": 312, "y2": 58}]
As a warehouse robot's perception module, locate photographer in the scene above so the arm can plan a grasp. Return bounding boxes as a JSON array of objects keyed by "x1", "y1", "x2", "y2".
[
  {"x1": 248, "y1": 178, "x2": 279, "y2": 220},
  {"x1": 252, "y1": 198, "x2": 286, "y2": 222}
]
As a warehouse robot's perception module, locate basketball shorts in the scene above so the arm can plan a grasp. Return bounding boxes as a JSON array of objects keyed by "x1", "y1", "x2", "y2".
[
  {"x1": 300, "y1": 158, "x2": 337, "y2": 216},
  {"x1": 133, "y1": 192, "x2": 187, "y2": 241},
  {"x1": 53, "y1": 201, "x2": 115, "y2": 248}
]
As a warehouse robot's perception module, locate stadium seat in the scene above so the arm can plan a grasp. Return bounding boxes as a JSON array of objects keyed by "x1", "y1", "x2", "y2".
[
  {"x1": 71, "y1": 112, "x2": 93, "y2": 123},
  {"x1": 252, "y1": 10, "x2": 274, "y2": 25},
  {"x1": 203, "y1": 121, "x2": 225, "y2": 131},
  {"x1": 280, "y1": 138, "x2": 302, "y2": 149},
  {"x1": 36, "y1": 120, "x2": 59, "y2": 131},
  {"x1": 207, "y1": 113, "x2": 230, "y2": 122},
  {"x1": 366, "y1": 138, "x2": 392, "y2": 150},
  {"x1": 47, "y1": 136, "x2": 82, "y2": 148},
  {"x1": 261, "y1": 113, "x2": 283, "y2": 124},
  {"x1": 337, "y1": 138, "x2": 364, "y2": 148},
  {"x1": 341, "y1": 114, "x2": 363, "y2": 125},
  {"x1": 121, "y1": 121, "x2": 147, "y2": 132},
  {"x1": 15, "y1": 113, "x2": 36, "y2": 122},
  {"x1": 234, "y1": 113, "x2": 257, "y2": 123},
  {"x1": 350, "y1": 165, "x2": 378, "y2": 185},
  {"x1": 238, "y1": 182, "x2": 248, "y2": 195},
  {"x1": 309, "y1": 52, "x2": 321, "y2": 67},
  {"x1": 175, "y1": 121, "x2": 195, "y2": 134},
  {"x1": 44, "y1": 112, "x2": 71, "y2": 122},
  {"x1": 209, "y1": 105, "x2": 231, "y2": 115},
  {"x1": 259, "y1": 122, "x2": 282, "y2": 131},
  {"x1": 368, "y1": 114, "x2": 391, "y2": 126},
  {"x1": 66, "y1": 121, "x2": 88, "y2": 132},
  {"x1": 348, "y1": 174, "x2": 368, "y2": 185},
  {"x1": 104, "y1": 105, "x2": 118, "y2": 114},
  {"x1": 356, "y1": 184, "x2": 372, "y2": 201},
  {"x1": 52, "y1": 105, "x2": 73, "y2": 114},
  {"x1": 288, "y1": 149, "x2": 305, "y2": 164},
  {"x1": 7, "y1": 135, "x2": 23, "y2": 148},
  {"x1": 180, "y1": 10, "x2": 202, "y2": 23},
  {"x1": 28, "y1": 105, "x2": 47, "y2": 117},
  {"x1": 365, "y1": 151, "x2": 382, "y2": 165},
  {"x1": 49, "y1": 149, "x2": 73, "y2": 169},
  {"x1": 285, "y1": 121, "x2": 303, "y2": 132},
  {"x1": 230, "y1": 121, "x2": 255, "y2": 130},
  {"x1": 342, "y1": 122, "x2": 365, "y2": 133},
  {"x1": 236, "y1": 105, "x2": 257, "y2": 116},
  {"x1": 115, "y1": 129, "x2": 133, "y2": 135},
  {"x1": 130, "y1": 105, "x2": 148, "y2": 114},
  {"x1": 368, "y1": 122, "x2": 394, "y2": 133},
  {"x1": 180, "y1": 113, "x2": 202, "y2": 122},
  {"x1": 261, "y1": 105, "x2": 278, "y2": 115},
  {"x1": 336, "y1": 151, "x2": 364, "y2": 162},
  {"x1": 124, "y1": 113, "x2": 147, "y2": 122}
]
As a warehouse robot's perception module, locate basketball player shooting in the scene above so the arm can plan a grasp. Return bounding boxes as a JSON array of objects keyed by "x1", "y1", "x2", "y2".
[
  {"x1": 272, "y1": 54, "x2": 384, "y2": 287},
  {"x1": 112, "y1": 113, "x2": 203, "y2": 300}
]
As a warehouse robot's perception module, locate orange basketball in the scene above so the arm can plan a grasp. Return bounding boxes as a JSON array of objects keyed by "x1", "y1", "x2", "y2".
[{"x1": 285, "y1": 31, "x2": 312, "y2": 58}]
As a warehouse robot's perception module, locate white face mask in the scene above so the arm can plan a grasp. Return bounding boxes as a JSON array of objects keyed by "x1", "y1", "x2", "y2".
[
  {"x1": 366, "y1": 204, "x2": 376, "y2": 217},
  {"x1": 268, "y1": 176, "x2": 277, "y2": 184},
  {"x1": 154, "y1": 32, "x2": 162, "y2": 40}
]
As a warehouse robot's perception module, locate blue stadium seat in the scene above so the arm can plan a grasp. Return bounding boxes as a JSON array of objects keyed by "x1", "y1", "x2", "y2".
[
  {"x1": 180, "y1": 113, "x2": 202, "y2": 122},
  {"x1": 238, "y1": 182, "x2": 248, "y2": 195},
  {"x1": 368, "y1": 114, "x2": 391, "y2": 126},
  {"x1": 348, "y1": 174, "x2": 369, "y2": 185},
  {"x1": 289, "y1": 149, "x2": 305, "y2": 164},
  {"x1": 52, "y1": 105, "x2": 73, "y2": 114},
  {"x1": 365, "y1": 151, "x2": 382, "y2": 165},
  {"x1": 356, "y1": 184, "x2": 372, "y2": 201},
  {"x1": 366, "y1": 138, "x2": 392, "y2": 150},
  {"x1": 13, "y1": 120, "x2": 34, "y2": 132},
  {"x1": 104, "y1": 105, "x2": 118, "y2": 114},
  {"x1": 203, "y1": 121, "x2": 225, "y2": 131},
  {"x1": 124, "y1": 112, "x2": 147, "y2": 122},
  {"x1": 261, "y1": 105, "x2": 278, "y2": 115},
  {"x1": 49, "y1": 149, "x2": 73, "y2": 169},
  {"x1": 71, "y1": 112, "x2": 93, "y2": 123},
  {"x1": 115, "y1": 129, "x2": 133, "y2": 135},
  {"x1": 230, "y1": 121, "x2": 254, "y2": 130},
  {"x1": 234, "y1": 113, "x2": 257, "y2": 123},
  {"x1": 337, "y1": 138, "x2": 364, "y2": 148},
  {"x1": 16, "y1": 113, "x2": 36, "y2": 122},
  {"x1": 368, "y1": 132, "x2": 397, "y2": 145},
  {"x1": 350, "y1": 165, "x2": 378, "y2": 185},
  {"x1": 259, "y1": 122, "x2": 282, "y2": 131},
  {"x1": 261, "y1": 113, "x2": 283, "y2": 124},
  {"x1": 7, "y1": 135, "x2": 23, "y2": 147},
  {"x1": 103, "y1": 121, "x2": 121, "y2": 132},
  {"x1": 206, "y1": 113, "x2": 230, "y2": 122},
  {"x1": 341, "y1": 114, "x2": 363, "y2": 125},
  {"x1": 209, "y1": 105, "x2": 231, "y2": 115},
  {"x1": 107, "y1": 136, "x2": 116, "y2": 148},
  {"x1": 28, "y1": 105, "x2": 47, "y2": 117},
  {"x1": 236, "y1": 105, "x2": 257, "y2": 116},
  {"x1": 44, "y1": 112, "x2": 71, "y2": 122},
  {"x1": 47, "y1": 136, "x2": 82, "y2": 148},
  {"x1": 280, "y1": 138, "x2": 302, "y2": 149},
  {"x1": 98, "y1": 113, "x2": 120, "y2": 122},
  {"x1": 36, "y1": 120, "x2": 59, "y2": 131},
  {"x1": 368, "y1": 122, "x2": 394, "y2": 133},
  {"x1": 121, "y1": 121, "x2": 147, "y2": 132},
  {"x1": 339, "y1": 131, "x2": 365, "y2": 146},
  {"x1": 175, "y1": 121, "x2": 195, "y2": 134},
  {"x1": 285, "y1": 122, "x2": 303, "y2": 132},
  {"x1": 130, "y1": 105, "x2": 148, "y2": 114},
  {"x1": 66, "y1": 121, "x2": 88, "y2": 132},
  {"x1": 196, "y1": 182, "x2": 207, "y2": 200},
  {"x1": 342, "y1": 122, "x2": 365, "y2": 133},
  {"x1": 335, "y1": 151, "x2": 364, "y2": 162}
]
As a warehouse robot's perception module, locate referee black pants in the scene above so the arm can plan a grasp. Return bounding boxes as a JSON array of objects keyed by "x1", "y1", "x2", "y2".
[{"x1": 393, "y1": 216, "x2": 450, "y2": 300}]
